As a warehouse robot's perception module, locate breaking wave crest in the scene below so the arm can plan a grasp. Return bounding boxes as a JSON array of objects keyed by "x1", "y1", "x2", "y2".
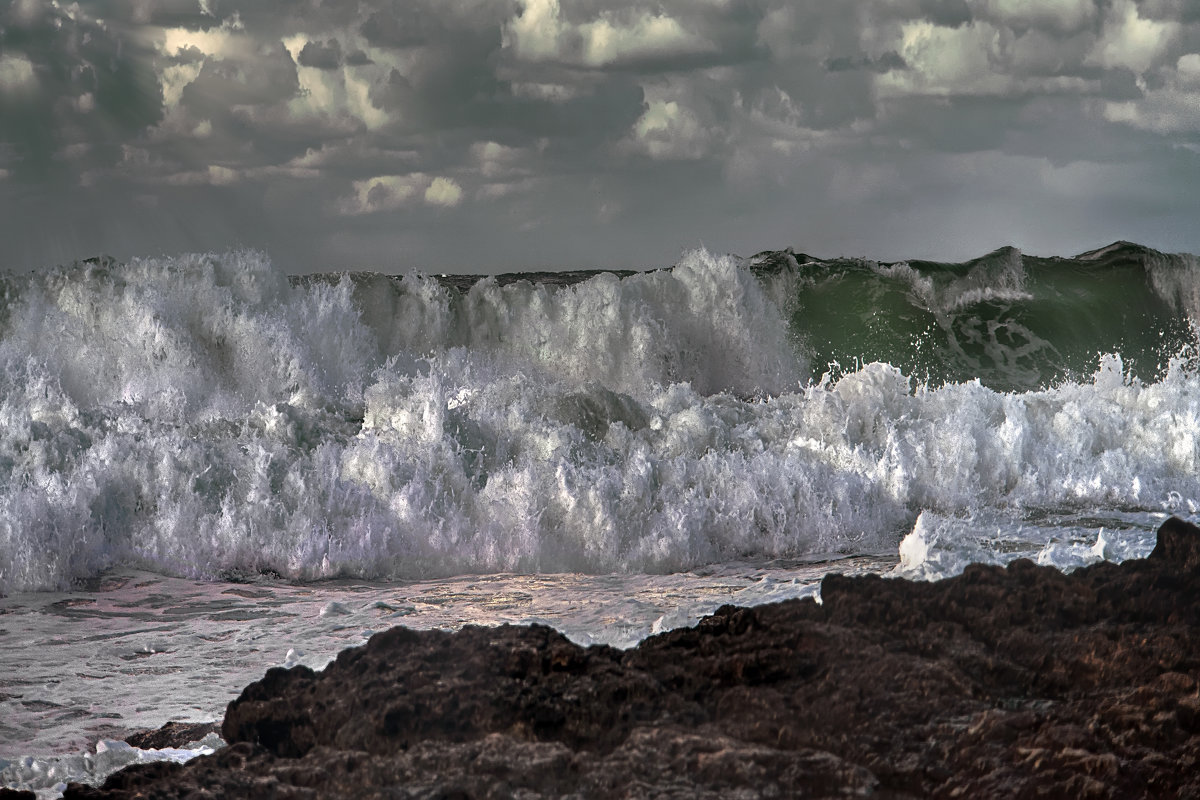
[{"x1": 1, "y1": 244, "x2": 1198, "y2": 591}]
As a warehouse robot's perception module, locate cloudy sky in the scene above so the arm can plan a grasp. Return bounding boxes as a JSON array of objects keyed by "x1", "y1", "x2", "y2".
[{"x1": 1, "y1": 0, "x2": 1199, "y2": 273}]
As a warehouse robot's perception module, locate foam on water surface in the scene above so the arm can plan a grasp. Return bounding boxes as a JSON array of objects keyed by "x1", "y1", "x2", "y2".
[
  {"x1": 894, "y1": 508, "x2": 1161, "y2": 581},
  {"x1": 2, "y1": 249, "x2": 1199, "y2": 592},
  {"x1": 0, "y1": 559, "x2": 867, "y2": 763},
  {"x1": 0, "y1": 734, "x2": 224, "y2": 799}
]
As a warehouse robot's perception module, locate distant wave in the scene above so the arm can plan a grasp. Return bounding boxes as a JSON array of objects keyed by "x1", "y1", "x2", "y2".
[{"x1": 744, "y1": 241, "x2": 1200, "y2": 390}]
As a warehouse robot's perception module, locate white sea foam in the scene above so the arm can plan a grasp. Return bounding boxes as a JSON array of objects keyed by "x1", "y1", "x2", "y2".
[
  {"x1": 894, "y1": 508, "x2": 1159, "y2": 582},
  {"x1": 0, "y1": 733, "x2": 224, "y2": 798},
  {"x1": 0, "y1": 249, "x2": 1198, "y2": 593},
  {"x1": 871, "y1": 246, "x2": 1033, "y2": 313}
]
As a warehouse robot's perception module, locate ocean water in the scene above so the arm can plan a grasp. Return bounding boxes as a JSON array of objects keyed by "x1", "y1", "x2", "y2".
[{"x1": 2, "y1": 241, "x2": 1198, "y2": 794}]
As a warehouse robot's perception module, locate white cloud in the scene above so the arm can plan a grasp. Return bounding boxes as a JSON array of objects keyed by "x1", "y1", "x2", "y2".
[
  {"x1": 1102, "y1": 53, "x2": 1200, "y2": 133},
  {"x1": 503, "y1": 0, "x2": 716, "y2": 68},
  {"x1": 339, "y1": 172, "x2": 464, "y2": 214},
  {"x1": 625, "y1": 99, "x2": 712, "y2": 159},
  {"x1": 340, "y1": 174, "x2": 425, "y2": 214},
  {"x1": 153, "y1": 15, "x2": 267, "y2": 126},
  {"x1": 877, "y1": 21, "x2": 1015, "y2": 97},
  {"x1": 159, "y1": 62, "x2": 204, "y2": 109},
  {"x1": 343, "y1": 69, "x2": 390, "y2": 131},
  {"x1": 583, "y1": 11, "x2": 709, "y2": 67},
  {"x1": 0, "y1": 54, "x2": 37, "y2": 92},
  {"x1": 1178, "y1": 53, "x2": 1200, "y2": 89},
  {"x1": 471, "y1": 141, "x2": 528, "y2": 179},
  {"x1": 157, "y1": 18, "x2": 244, "y2": 61},
  {"x1": 503, "y1": 0, "x2": 564, "y2": 61},
  {"x1": 424, "y1": 176, "x2": 463, "y2": 207},
  {"x1": 281, "y1": 35, "x2": 391, "y2": 131},
  {"x1": 1088, "y1": 0, "x2": 1180, "y2": 74},
  {"x1": 343, "y1": 172, "x2": 463, "y2": 214},
  {"x1": 876, "y1": 19, "x2": 1098, "y2": 98},
  {"x1": 207, "y1": 165, "x2": 238, "y2": 185}
]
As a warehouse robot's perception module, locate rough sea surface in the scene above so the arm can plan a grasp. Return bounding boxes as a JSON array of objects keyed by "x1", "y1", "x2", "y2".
[{"x1": 2, "y1": 241, "x2": 1198, "y2": 794}]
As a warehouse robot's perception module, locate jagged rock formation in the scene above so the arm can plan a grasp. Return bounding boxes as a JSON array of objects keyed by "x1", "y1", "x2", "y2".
[
  {"x1": 123, "y1": 722, "x2": 221, "y2": 751},
  {"x1": 65, "y1": 518, "x2": 1200, "y2": 798}
]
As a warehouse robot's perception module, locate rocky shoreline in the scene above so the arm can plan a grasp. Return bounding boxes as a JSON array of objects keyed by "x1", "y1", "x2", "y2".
[{"x1": 8, "y1": 517, "x2": 1198, "y2": 798}]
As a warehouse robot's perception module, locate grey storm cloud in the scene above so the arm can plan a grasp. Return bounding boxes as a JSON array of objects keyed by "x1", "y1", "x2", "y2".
[
  {"x1": 0, "y1": 1, "x2": 163, "y2": 177},
  {"x1": 297, "y1": 39, "x2": 342, "y2": 70},
  {"x1": 2, "y1": 0, "x2": 1200, "y2": 273},
  {"x1": 824, "y1": 51, "x2": 910, "y2": 74}
]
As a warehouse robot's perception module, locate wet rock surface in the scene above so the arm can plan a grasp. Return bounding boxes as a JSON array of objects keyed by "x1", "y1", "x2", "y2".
[
  {"x1": 66, "y1": 518, "x2": 1200, "y2": 799},
  {"x1": 123, "y1": 721, "x2": 221, "y2": 751}
]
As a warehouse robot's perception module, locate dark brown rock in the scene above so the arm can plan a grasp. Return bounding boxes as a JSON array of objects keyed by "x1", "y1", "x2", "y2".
[
  {"x1": 124, "y1": 720, "x2": 220, "y2": 750},
  {"x1": 1149, "y1": 515, "x2": 1200, "y2": 571},
  {"x1": 65, "y1": 517, "x2": 1200, "y2": 799}
]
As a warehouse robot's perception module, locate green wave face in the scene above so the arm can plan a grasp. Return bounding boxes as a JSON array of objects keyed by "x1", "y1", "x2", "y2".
[{"x1": 755, "y1": 244, "x2": 1199, "y2": 391}]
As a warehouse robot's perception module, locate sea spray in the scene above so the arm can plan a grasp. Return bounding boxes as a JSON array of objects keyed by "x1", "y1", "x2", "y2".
[{"x1": 0, "y1": 244, "x2": 1197, "y2": 593}]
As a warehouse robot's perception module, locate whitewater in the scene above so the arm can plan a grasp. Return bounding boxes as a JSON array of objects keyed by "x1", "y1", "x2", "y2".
[{"x1": 3, "y1": 241, "x2": 1199, "y2": 794}]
